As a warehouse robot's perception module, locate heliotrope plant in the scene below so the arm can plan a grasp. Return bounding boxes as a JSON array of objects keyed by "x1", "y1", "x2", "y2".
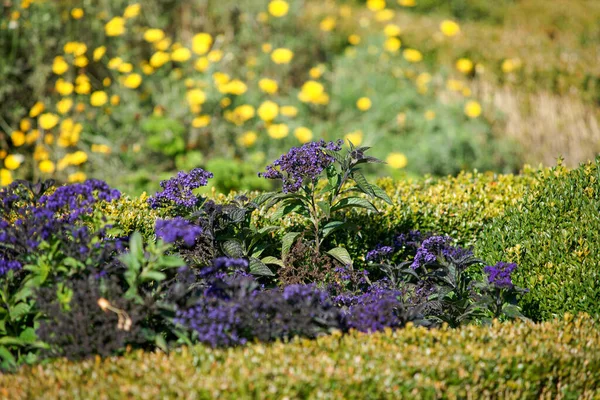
[{"x1": 256, "y1": 140, "x2": 392, "y2": 266}]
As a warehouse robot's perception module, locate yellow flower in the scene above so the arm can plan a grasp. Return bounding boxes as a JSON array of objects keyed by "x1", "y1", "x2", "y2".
[
  {"x1": 75, "y1": 79, "x2": 91, "y2": 95},
  {"x1": 258, "y1": 100, "x2": 279, "y2": 122},
  {"x1": 348, "y1": 34, "x2": 361, "y2": 45},
  {"x1": 68, "y1": 172, "x2": 87, "y2": 183},
  {"x1": 225, "y1": 105, "x2": 255, "y2": 126},
  {"x1": 144, "y1": 28, "x2": 165, "y2": 43},
  {"x1": 375, "y1": 9, "x2": 395, "y2": 22},
  {"x1": 440, "y1": 20, "x2": 460, "y2": 37},
  {"x1": 186, "y1": 89, "x2": 206, "y2": 106},
  {"x1": 403, "y1": 48, "x2": 422, "y2": 62},
  {"x1": 118, "y1": 62, "x2": 133, "y2": 73},
  {"x1": 219, "y1": 79, "x2": 247, "y2": 95},
  {"x1": 220, "y1": 97, "x2": 232, "y2": 108},
  {"x1": 464, "y1": 100, "x2": 482, "y2": 118},
  {"x1": 192, "y1": 33, "x2": 213, "y2": 55},
  {"x1": 74, "y1": 56, "x2": 88, "y2": 68},
  {"x1": 320, "y1": 17, "x2": 336, "y2": 32},
  {"x1": 398, "y1": 0, "x2": 416, "y2": 6},
  {"x1": 26, "y1": 129, "x2": 40, "y2": 144},
  {"x1": 384, "y1": 37, "x2": 401, "y2": 52},
  {"x1": 384, "y1": 24, "x2": 401, "y2": 36},
  {"x1": 267, "y1": 123, "x2": 289, "y2": 139},
  {"x1": 105, "y1": 17, "x2": 126, "y2": 37},
  {"x1": 171, "y1": 47, "x2": 192, "y2": 62},
  {"x1": 294, "y1": 127, "x2": 313, "y2": 143},
  {"x1": 154, "y1": 38, "x2": 171, "y2": 51},
  {"x1": 123, "y1": 4, "x2": 141, "y2": 19},
  {"x1": 502, "y1": 58, "x2": 521, "y2": 74},
  {"x1": 69, "y1": 151, "x2": 88, "y2": 165},
  {"x1": 71, "y1": 8, "x2": 84, "y2": 19},
  {"x1": 103, "y1": 77, "x2": 112, "y2": 87},
  {"x1": 19, "y1": 119, "x2": 31, "y2": 132},
  {"x1": 386, "y1": 152, "x2": 407, "y2": 169},
  {"x1": 424, "y1": 110, "x2": 436, "y2": 120},
  {"x1": 38, "y1": 113, "x2": 59, "y2": 130},
  {"x1": 91, "y1": 144, "x2": 111, "y2": 154},
  {"x1": 207, "y1": 49, "x2": 222, "y2": 63},
  {"x1": 0, "y1": 169, "x2": 12, "y2": 186},
  {"x1": 43, "y1": 133, "x2": 53, "y2": 145},
  {"x1": 29, "y1": 102, "x2": 45, "y2": 118},
  {"x1": 4, "y1": 154, "x2": 24, "y2": 170},
  {"x1": 262, "y1": 43, "x2": 272, "y2": 53},
  {"x1": 462, "y1": 87, "x2": 472, "y2": 97},
  {"x1": 38, "y1": 160, "x2": 55, "y2": 174},
  {"x1": 52, "y1": 56, "x2": 68, "y2": 75},
  {"x1": 258, "y1": 78, "x2": 278, "y2": 94},
  {"x1": 344, "y1": 130, "x2": 363, "y2": 146},
  {"x1": 271, "y1": 48, "x2": 293, "y2": 64},
  {"x1": 194, "y1": 57, "x2": 210, "y2": 72},
  {"x1": 268, "y1": 0, "x2": 289, "y2": 17},
  {"x1": 280, "y1": 105, "x2": 298, "y2": 117},
  {"x1": 90, "y1": 91, "x2": 108, "y2": 107},
  {"x1": 356, "y1": 97, "x2": 372, "y2": 111},
  {"x1": 150, "y1": 51, "x2": 170, "y2": 68},
  {"x1": 11, "y1": 131, "x2": 25, "y2": 147},
  {"x1": 192, "y1": 115, "x2": 211, "y2": 128},
  {"x1": 298, "y1": 80, "x2": 326, "y2": 103},
  {"x1": 367, "y1": 0, "x2": 386, "y2": 12},
  {"x1": 238, "y1": 131, "x2": 258, "y2": 147},
  {"x1": 456, "y1": 58, "x2": 474, "y2": 74},
  {"x1": 123, "y1": 73, "x2": 142, "y2": 89},
  {"x1": 55, "y1": 78, "x2": 74, "y2": 96}
]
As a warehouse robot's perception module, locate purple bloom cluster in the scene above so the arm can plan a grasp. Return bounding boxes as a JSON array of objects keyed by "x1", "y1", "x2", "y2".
[
  {"x1": 0, "y1": 258, "x2": 22, "y2": 275},
  {"x1": 484, "y1": 261, "x2": 517, "y2": 289},
  {"x1": 442, "y1": 245, "x2": 474, "y2": 260},
  {"x1": 394, "y1": 230, "x2": 428, "y2": 249},
  {"x1": 259, "y1": 140, "x2": 343, "y2": 193},
  {"x1": 365, "y1": 245, "x2": 394, "y2": 262},
  {"x1": 40, "y1": 179, "x2": 120, "y2": 219},
  {"x1": 340, "y1": 287, "x2": 405, "y2": 333},
  {"x1": 155, "y1": 218, "x2": 203, "y2": 247},
  {"x1": 199, "y1": 257, "x2": 249, "y2": 280},
  {"x1": 410, "y1": 235, "x2": 452, "y2": 269},
  {"x1": 149, "y1": 168, "x2": 213, "y2": 209}
]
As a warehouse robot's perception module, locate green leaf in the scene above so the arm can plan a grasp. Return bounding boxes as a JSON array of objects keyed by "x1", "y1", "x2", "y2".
[
  {"x1": 270, "y1": 201, "x2": 308, "y2": 221},
  {"x1": 282, "y1": 232, "x2": 301, "y2": 259},
  {"x1": 317, "y1": 201, "x2": 331, "y2": 218},
  {"x1": 18, "y1": 327, "x2": 37, "y2": 344},
  {"x1": 222, "y1": 240, "x2": 245, "y2": 258},
  {"x1": 140, "y1": 270, "x2": 167, "y2": 282},
  {"x1": 331, "y1": 197, "x2": 378, "y2": 213},
  {"x1": 327, "y1": 247, "x2": 353, "y2": 266},
  {"x1": 127, "y1": 232, "x2": 143, "y2": 271},
  {"x1": 352, "y1": 171, "x2": 375, "y2": 197},
  {"x1": 370, "y1": 184, "x2": 393, "y2": 205},
  {"x1": 261, "y1": 256, "x2": 285, "y2": 268},
  {"x1": 252, "y1": 192, "x2": 274, "y2": 206},
  {"x1": 0, "y1": 346, "x2": 16, "y2": 366},
  {"x1": 155, "y1": 335, "x2": 168, "y2": 353},
  {"x1": 249, "y1": 258, "x2": 275, "y2": 276},
  {"x1": 160, "y1": 255, "x2": 187, "y2": 268},
  {"x1": 322, "y1": 221, "x2": 348, "y2": 240},
  {"x1": 9, "y1": 302, "x2": 30, "y2": 321}
]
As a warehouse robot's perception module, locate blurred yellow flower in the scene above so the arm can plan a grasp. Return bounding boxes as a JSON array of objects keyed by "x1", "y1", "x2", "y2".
[
  {"x1": 171, "y1": 47, "x2": 192, "y2": 62},
  {"x1": 123, "y1": 73, "x2": 142, "y2": 89},
  {"x1": 103, "y1": 77, "x2": 112, "y2": 87},
  {"x1": 502, "y1": 58, "x2": 522, "y2": 74},
  {"x1": 58, "y1": 151, "x2": 87, "y2": 170},
  {"x1": 150, "y1": 51, "x2": 170, "y2": 68},
  {"x1": 118, "y1": 62, "x2": 133, "y2": 73},
  {"x1": 268, "y1": 0, "x2": 289, "y2": 17},
  {"x1": 142, "y1": 63, "x2": 155, "y2": 75},
  {"x1": 398, "y1": 0, "x2": 416, "y2": 6},
  {"x1": 397, "y1": 112, "x2": 407, "y2": 126},
  {"x1": 384, "y1": 37, "x2": 401, "y2": 52},
  {"x1": 4, "y1": 155, "x2": 24, "y2": 170},
  {"x1": 456, "y1": 58, "x2": 474, "y2": 74},
  {"x1": 268, "y1": 123, "x2": 289, "y2": 139},
  {"x1": 320, "y1": 17, "x2": 336, "y2": 32},
  {"x1": 298, "y1": 80, "x2": 326, "y2": 104},
  {"x1": 91, "y1": 144, "x2": 111, "y2": 154},
  {"x1": 464, "y1": 100, "x2": 482, "y2": 118},
  {"x1": 19, "y1": 119, "x2": 31, "y2": 131},
  {"x1": 192, "y1": 33, "x2": 213, "y2": 55},
  {"x1": 258, "y1": 100, "x2": 279, "y2": 122},
  {"x1": 71, "y1": 8, "x2": 84, "y2": 19},
  {"x1": 52, "y1": 56, "x2": 68, "y2": 75},
  {"x1": 207, "y1": 50, "x2": 223, "y2": 63},
  {"x1": 74, "y1": 56, "x2": 88, "y2": 68},
  {"x1": 90, "y1": 91, "x2": 108, "y2": 107},
  {"x1": 367, "y1": 0, "x2": 386, "y2": 12},
  {"x1": 93, "y1": 46, "x2": 106, "y2": 61},
  {"x1": 403, "y1": 48, "x2": 423, "y2": 62},
  {"x1": 271, "y1": 48, "x2": 293, "y2": 64},
  {"x1": 107, "y1": 57, "x2": 123, "y2": 70},
  {"x1": 294, "y1": 126, "x2": 313, "y2": 143},
  {"x1": 39, "y1": 113, "x2": 59, "y2": 130},
  {"x1": 440, "y1": 20, "x2": 460, "y2": 37},
  {"x1": 212, "y1": 72, "x2": 230, "y2": 85},
  {"x1": 462, "y1": 87, "x2": 472, "y2": 97},
  {"x1": 348, "y1": 34, "x2": 361, "y2": 45},
  {"x1": 68, "y1": 172, "x2": 87, "y2": 183},
  {"x1": 154, "y1": 38, "x2": 171, "y2": 51},
  {"x1": 220, "y1": 79, "x2": 247, "y2": 95},
  {"x1": 386, "y1": 152, "x2": 407, "y2": 169},
  {"x1": 375, "y1": 9, "x2": 395, "y2": 22},
  {"x1": 42, "y1": 133, "x2": 52, "y2": 145},
  {"x1": 0, "y1": 169, "x2": 12, "y2": 186},
  {"x1": 123, "y1": 4, "x2": 141, "y2": 19},
  {"x1": 384, "y1": 24, "x2": 401, "y2": 37},
  {"x1": 192, "y1": 115, "x2": 211, "y2": 128},
  {"x1": 239, "y1": 131, "x2": 258, "y2": 147},
  {"x1": 259, "y1": 78, "x2": 278, "y2": 94},
  {"x1": 186, "y1": 89, "x2": 206, "y2": 106},
  {"x1": 261, "y1": 43, "x2": 272, "y2": 53},
  {"x1": 26, "y1": 129, "x2": 40, "y2": 144},
  {"x1": 424, "y1": 110, "x2": 436, "y2": 120},
  {"x1": 220, "y1": 98, "x2": 232, "y2": 108},
  {"x1": 39, "y1": 160, "x2": 55, "y2": 174},
  {"x1": 144, "y1": 28, "x2": 165, "y2": 43},
  {"x1": 105, "y1": 17, "x2": 126, "y2": 37},
  {"x1": 344, "y1": 130, "x2": 363, "y2": 146},
  {"x1": 55, "y1": 78, "x2": 74, "y2": 96},
  {"x1": 11, "y1": 131, "x2": 25, "y2": 147},
  {"x1": 29, "y1": 102, "x2": 45, "y2": 118},
  {"x1": 280, "y1": 105, "x2": 298, "y2": 117},
  {"x1": 75, "y1": 79, "x2": 91, "y2": 95},
  {"x1": 225, "y1": 105, "x2": 255, "y2": 126},
  {"x1": 446, "y1": 79, "x2": 464, "y2": 92},
  {"x1": 356, "y1": 97, "x2": 372, "y2": 111}
]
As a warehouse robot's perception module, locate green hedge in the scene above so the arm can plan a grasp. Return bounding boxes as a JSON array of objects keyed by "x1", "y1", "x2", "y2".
[
  {"x1": 2, "y1": 314, "x2": 598, "y2": 399},
  {"x1": 477, "y1": 159, "x2": 600, "y2": 321}
]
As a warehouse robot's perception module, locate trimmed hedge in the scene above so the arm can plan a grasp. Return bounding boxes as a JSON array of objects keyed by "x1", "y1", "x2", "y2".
[
  {"x1": 477, "y1": 159, "x2": 600, "y2": 321},
  {"x1": 2, "y1": 314, "x2": 598, "y2": 399}
]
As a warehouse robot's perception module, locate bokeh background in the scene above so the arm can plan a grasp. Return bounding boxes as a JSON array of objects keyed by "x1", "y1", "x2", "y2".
[{"x1": 1, "y1": 0, "x2": 599, "y2": 194}]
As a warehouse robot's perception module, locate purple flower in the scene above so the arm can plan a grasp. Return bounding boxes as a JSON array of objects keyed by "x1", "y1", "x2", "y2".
[
  {"x1": 366, "y1": 245, "x2": 394, "y2": 262},
  {"x1": 259, "y1": 140, "x2": 343, "y2": 193},
  {"x1": 155, "y1": 218, "x2": 203, "y2": 247},
  {"x1": 149, "y1": 168, "x2": 213, "y2": 209},
  {"x1": 0, "y1": 258, "x2": 22, "y2": 276},
  {"x1": 199, "y1": 257, "x2": 249, "y2": 280},
  {"x1": 394, "y1": 230, "x2": 429, "y2": 249},
  {"x1": 410, "y1": 235, "x2": 452, "y2": 269},
  {"x1": 484, "y1": 261, "x2": 517, "y2": 289}
]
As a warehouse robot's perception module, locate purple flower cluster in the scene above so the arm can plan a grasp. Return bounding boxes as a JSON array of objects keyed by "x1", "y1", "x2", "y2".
[
  {"x1": 199, "y1": 257, "x2": 249, "y2": 280},
  {"x1": 0, "y1": 258, "x2": 22, "y2": 275},
  {"x1": 155, "y1": 218, "x2": 203, "y2": 247},
  {"x1": 149, "y1": 168, "x2": 213, "y2": 209},
  {"x1": 40, "y1": 179, "x2": 120, "y2": 219},
  {"x1": 410, "y1": 235, "x2": 452, "y2": 269},
  {"x1": 259, "y1": 140, "x2": 343, "y2": 193},
  {"x1": 394, "y1": 230, "x2": 428, "y2": 249},
  {"x1": 340, "y1": 287, "x2": 405, "y2": 333},
  {"x1": 365, "y1": 245, "x2": 394, "y2": 262},
  {"x1": 484, "y1": 261, "x2": 517, "y2": 289}
]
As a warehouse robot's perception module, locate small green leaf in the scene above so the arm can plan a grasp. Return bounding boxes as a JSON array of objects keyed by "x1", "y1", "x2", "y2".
[
  {"x1": 261, "y1": 256, "x2": 285, "y2": 268},
  {"x1": 9, "y1": 302, "x2": 30, "y2": 321},
  {"x1": 222, "y1": 240, "x2": 245, "y2": 258},
  {"x1": 18, "y1": 327, "x2": 37, "y2": 344},
  {"x1": 252, "y1": 192, "x2": 274, "y2": 206},
  {"x1": 370, "y1": 184, "x2": 393, "y2": 205},
  {"x1": 155, "y1": 335, "x2": 168, "y2": 353},
  {"x1": 322, "y1": 221, "x2": 347, "y2": 239},
  {"x1": 327, "y1": 247, "x2": 353, "y2": 266},
  {"x1": 140, "y1": 270, "x2": 167, "y2": 282},
  {"x1": 352, "y1": 171, "x2": 375, "y2": 197},
  {"x1": 0, "y1": 346, "x2": 16, "y2": 366},
  {"x1": 249, "y1": 257, "x2": 275, "y2": 276},
  {"x1": 317, "y1": 201, "x2": 331, "y2": 218},
  {"x1": 331, "y1": 197, "x2": 378, "y2": 213},
  {"x1": 282, "y1": 232, "x2": 301, "y2": 259},
  {"x1": 160, "y1": 255, "x2": 187, "y2": 268}
]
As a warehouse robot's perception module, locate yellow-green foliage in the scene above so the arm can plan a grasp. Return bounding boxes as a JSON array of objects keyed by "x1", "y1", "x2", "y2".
[
  {"x1": 96, "y1": 192, "x2": 162, "y2": 239},
  {"x1": 2, "y1": 314, "x2": 598, "y2": 399}
]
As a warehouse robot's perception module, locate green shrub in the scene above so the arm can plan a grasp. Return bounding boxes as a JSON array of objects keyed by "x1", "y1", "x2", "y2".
[
  {"x1": 476, "y1": 159, "x2": 600, "y2": 321},
  {"x1": 3, "y1": 315, "x2": 598, "y2": 398}
]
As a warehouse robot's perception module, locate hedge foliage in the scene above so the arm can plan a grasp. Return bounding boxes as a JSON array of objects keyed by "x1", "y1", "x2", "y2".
[
  {"x1": 2, "y1": 314, "x2": 598, "y2": 399},
  {"x1": 476, "y1": 159, "x2": 600, "y2": 321}
]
